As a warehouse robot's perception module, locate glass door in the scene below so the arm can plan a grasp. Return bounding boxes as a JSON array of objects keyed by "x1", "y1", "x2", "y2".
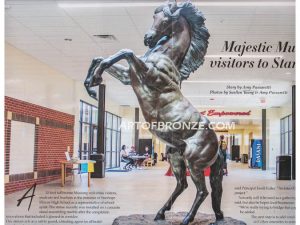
[
  {"x1": 79, "y1": 101, "x2": 98, "y2": 160},
  {"x1": 91, "y1": 126, "x2": 98, "y2": 155},
  {"x1": 79, "y1": 101, "x2": 122, "y2": 169}
]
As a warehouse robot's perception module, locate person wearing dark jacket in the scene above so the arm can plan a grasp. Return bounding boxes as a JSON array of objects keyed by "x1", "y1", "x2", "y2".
[{"x1": 219, "y1": 135, "x2": 228, "y2": 176}]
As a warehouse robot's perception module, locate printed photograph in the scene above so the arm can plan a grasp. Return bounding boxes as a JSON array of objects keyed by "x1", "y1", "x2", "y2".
[{"x1": 4, "y1": 0, "x2": 295, "y2": 224}]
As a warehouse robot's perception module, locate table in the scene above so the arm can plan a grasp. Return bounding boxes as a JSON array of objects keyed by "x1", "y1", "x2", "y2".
[
  {"x1": 60, "y1": 160, "x2": 96, "y2": 187},
  {"x1": 128, "y1": 155, "x2": 147, "y2": 167},
  {"x1": 129, "y1": 155, "x2": 147, "y2": 160}
]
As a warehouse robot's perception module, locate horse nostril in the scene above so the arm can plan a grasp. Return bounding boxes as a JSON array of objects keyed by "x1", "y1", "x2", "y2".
[
  {"x1": 144, "y1": 34, "x2": 153, "y2": 40},
  {"x1": 144, "y1": 36, "x2": 152, "y2": 46}
]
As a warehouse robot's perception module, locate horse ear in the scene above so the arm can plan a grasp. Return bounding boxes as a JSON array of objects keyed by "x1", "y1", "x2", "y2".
[
  {"x1": 171, "y1": 7, "x2": 182, "y2": 18},
  {"x1": 169, "y1": 1, "x2": 178, "y2": 13}
]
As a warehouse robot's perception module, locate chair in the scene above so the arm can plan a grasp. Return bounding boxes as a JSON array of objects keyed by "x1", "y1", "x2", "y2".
[
  {"x1": 161, "y1": 153, "x2": 167, "y2": 161},
  {"x1": 65, "y1": 152, "x2": 81, "y2": 181},
  {"x1": 66, "y1": 164, "x2": 81, "y2": 182},
  {"x1": 144, "y1": 159, "x2": 153, "y2": 167}
]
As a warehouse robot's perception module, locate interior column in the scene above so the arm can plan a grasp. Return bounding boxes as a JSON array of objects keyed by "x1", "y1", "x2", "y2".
[
  {"x1": 97, "y1": 84, "x2": 106, "y2": 178},
  {"x1": 134, "y1": 107, "x2": 139, "y2": 153}
]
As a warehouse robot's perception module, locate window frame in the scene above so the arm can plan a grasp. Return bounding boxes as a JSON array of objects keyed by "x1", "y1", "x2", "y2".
[
  {"x1": 280, "y1": 114, "x2": 293, "y2": 155},
  {"x1": 79, "y1": 100, "x2": 121, "y2": 169}
]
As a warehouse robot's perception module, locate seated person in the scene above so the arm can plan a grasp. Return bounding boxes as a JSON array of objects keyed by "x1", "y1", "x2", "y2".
[
  {"x1": 120, "y1": 145, "x2": 134, "y2": 169},
  {"x1": 128, "y1": 146, "x2": 137, "y2": 156},
  {"x1": 142, "y1": 146, "x2": 152, "y2": 166},
  {"x1": 153, "y1": 152, "x2": 158, "y2": 165}
]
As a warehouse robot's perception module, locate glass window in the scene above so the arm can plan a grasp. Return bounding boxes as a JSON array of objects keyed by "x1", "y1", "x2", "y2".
[
  {"x1": 92, "y1": 107, "x2": 98, "y2": 125},
  {"x1": 92, "y1": 127, "x2": 97, "y2": 154},
  {"x1": 284, "y1": 118, "x2": 288, "y2": 132},
  {"x1": 106, "y1": 150, "x2": 111, "y2": 168},
  {"x1": 82, "y1": 103, "x2": 91, "y2": 123},
  {"x1": 113, "y1": 116, "x2": 118, "y2": 130},
  {"x1": 288, "y1": 132, "x2": 292, "y2": 155},
  {"x1": 107, "y1": 113, "x2": 112, "y2": 129},
  {"x1": 281, "y1": 134, "x2": 284, "y2": 155},
  {"x1": 111, "y1": 152, "x2": 117, "y2": 168},
  {"x1": 117, "y1": 117, "x2": 121, "y2": 131},
  {"x1": 285, "y1": 133, "x2": 289, "y2": 152},
  {"x1": 79, "y1": 100, "x2": 122, "y2": 169},
  {"x1": 116, "y1": 133, "x2": 121, "y2": 167},
  {"x1": 105, "y1": 129, "x2": 112, "y2": 168},
  {"x1": 112, "y1": 131, "x2": 117, "y2": 152},
  {"x1": 106, "y1": 129, "x2": 112, "y2": 152},
  {"x1": 280, "y1": 114, "x2": 293, "y2": 155},
  {"x1": 81, "y1": 123, "x2": 90, "y2": 159}
]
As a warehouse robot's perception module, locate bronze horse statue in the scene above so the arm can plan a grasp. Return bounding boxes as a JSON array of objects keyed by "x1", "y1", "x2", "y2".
[{"x1": 84, "y1": 1, "x2": 224, "y2": 225}]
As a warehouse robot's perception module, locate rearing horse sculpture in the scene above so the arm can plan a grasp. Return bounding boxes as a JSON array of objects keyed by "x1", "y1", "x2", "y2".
[{"x1": 85, "y1": 1, "x2": 224, "y2": 225}]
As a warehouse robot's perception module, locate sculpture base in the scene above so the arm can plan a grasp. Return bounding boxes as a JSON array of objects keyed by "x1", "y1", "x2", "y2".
[{"x1": 112, "y1": 212, "x2": 246, "y2": 225}]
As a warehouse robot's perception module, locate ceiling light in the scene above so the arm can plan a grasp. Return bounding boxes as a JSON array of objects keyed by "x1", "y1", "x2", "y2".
[
  {"x1": 93, "y1": 34, "x2": 117, "y2": 41},
  {"x1": 205, "y1": 55, "x2": 283, "y2": 58},
  {"x1": 57, "y1": 1, "x2": 295, "y2": 8}
]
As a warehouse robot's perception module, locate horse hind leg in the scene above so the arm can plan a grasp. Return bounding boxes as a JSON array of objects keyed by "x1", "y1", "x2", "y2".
[
  {"x1": 181, "y1": 161, "x2": 208, "y2": 225},
  {"x1": 209, "y1": 150, "x2": 224, "y2": 223},
  {"x1": 154, "y1": 148, "x2": 188, "y2": 221}
]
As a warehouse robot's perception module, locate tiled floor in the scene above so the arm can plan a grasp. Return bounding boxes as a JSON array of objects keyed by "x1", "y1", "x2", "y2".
[{"x1": 5, "y1": 162, "x2": 295, "y2": 225}]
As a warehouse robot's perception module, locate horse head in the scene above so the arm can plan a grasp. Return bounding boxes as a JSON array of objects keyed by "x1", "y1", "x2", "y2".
[
  {"x1": 144, "y1": 1, "x2": 183, "y2": 48},
  {"x1": 144, "y1": 0, "x2": 209, "y2": 80}
]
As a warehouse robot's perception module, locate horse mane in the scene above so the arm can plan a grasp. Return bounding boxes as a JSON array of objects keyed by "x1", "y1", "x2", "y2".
[{"x1": 155, "y1": 2, "x2": 210, "y2": 80}]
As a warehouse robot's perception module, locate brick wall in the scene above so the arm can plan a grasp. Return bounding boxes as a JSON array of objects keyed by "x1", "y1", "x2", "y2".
[{"x1": 4, "y1": 96, "x2": 75, "y2": 194}]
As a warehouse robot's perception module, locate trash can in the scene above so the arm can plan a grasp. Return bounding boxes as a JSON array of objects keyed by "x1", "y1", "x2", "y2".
[
  {"x1": 241, "y1": 154, "x2": 248, "y2": 163},
  {"x1": 231, "y1": 145, "x2": 240, "y2": 161},
  {"x1": 276, "y1": 155, "x2": 291, "y2": 180},
  {"x1": 90, "y1": 153, "x2": 105, "y2": 178}
]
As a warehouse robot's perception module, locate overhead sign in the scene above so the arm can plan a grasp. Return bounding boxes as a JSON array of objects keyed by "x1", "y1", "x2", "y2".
[{"x1": 200, "y1": 109, "x2": 251, "y2": 117}]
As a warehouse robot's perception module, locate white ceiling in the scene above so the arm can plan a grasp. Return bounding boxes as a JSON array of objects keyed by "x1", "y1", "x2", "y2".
[{"x1": 5, "y1": 0, "x2": 295, "y2": 108}]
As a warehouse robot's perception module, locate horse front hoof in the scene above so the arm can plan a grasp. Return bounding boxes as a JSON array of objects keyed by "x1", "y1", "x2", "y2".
[
  {"x1": 94, "y1": 57, "x2": 104, "y2": 63},
  {"x1": 216, "y1": 211, "x2": 224, "y2": 220},
  {"x1": 86, "y1": 89, "x2": 97, "y2": 99},
  {"x1": 180, "y1": 215, "x2": 194, "y2": 225},
  {"x1": 154, "y1": 212, "x2": 165, "y2": 221}
]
